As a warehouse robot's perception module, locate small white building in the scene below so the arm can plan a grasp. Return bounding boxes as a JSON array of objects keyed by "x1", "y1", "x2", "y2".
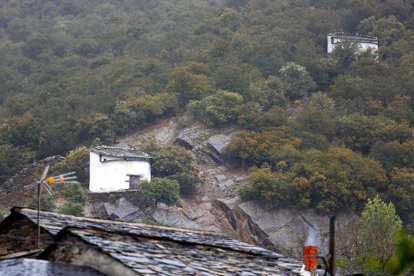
[
  {"x1": 89, "y1": 146, "x2": 152, "y2": 193},
  {"x1": 327, "y1": 33, "x2": 379, "y2": 54}
]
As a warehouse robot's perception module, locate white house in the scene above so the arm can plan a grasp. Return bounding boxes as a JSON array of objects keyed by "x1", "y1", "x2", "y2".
[
  {"x1": 89, "y1": 146, "x2": 152, "y2": 193},
  {"x1": 327, "y1": 33, "x2": 379, "y2": 54}
]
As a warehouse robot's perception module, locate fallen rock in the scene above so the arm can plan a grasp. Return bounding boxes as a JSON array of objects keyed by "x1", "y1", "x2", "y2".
[
  {"x1": 112, "y1": 198, "x2": 142, "y2": 222},
  {"x1": 174, "y1": 126, "x2": 211, "y2": 150},
  {"x1": 218, "y1": 179, "x2": 234, "y2": 189},
  {"x1": 151, "y1": 206, "x2": 201, "y2": 230},
  {"x1": 96, "y1": 202, "x2": 116, "y2": 219},
  {"x1": 215, "y1": 175, "x2": 227, "y2": 182},
  {"x1": 205, "y1": 132, "x2": 237, "y2": 164},
  {"x1": 207, "y1": 134, "x2": 233, "y2": 155},
  {"x1": 211, "y1": 200, "x2": 274, "y2": 250},
  {"x1": 181, "y1": 207, "x2": 200, "y2": 221},
  {"x1": 238, "y1": 201, "x2": 357, "y2": 253}
]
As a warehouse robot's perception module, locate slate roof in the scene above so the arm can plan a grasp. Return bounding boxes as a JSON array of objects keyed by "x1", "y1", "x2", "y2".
[
  {"x1": 328, "y1": 32, "x2": 378, "y2": 42},
  {"x1": 43, "y1": 226, "x2": 305, "y2": 275},
  {"x1": 0, "y1": 208, "x2": 307, "y2": 275},
  {"x1": 90, "y1": 146, "x2": 152, "y2": 160},
  {"x1": 0, "y1": 258, "x2": 105, "y2": 276}
]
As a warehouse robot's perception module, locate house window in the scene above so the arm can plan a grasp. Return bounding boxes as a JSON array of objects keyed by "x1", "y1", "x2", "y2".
[{"x1": 129, "y1": 175, "x2": 141, "y2": 189}]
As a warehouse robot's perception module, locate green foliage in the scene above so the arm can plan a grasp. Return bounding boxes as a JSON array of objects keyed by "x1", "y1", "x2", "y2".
[
  {"x1": 238, "y1": 165, "x2": 295, "y2": 209},
  {"x1": 387, "y1": 231, "x2": 414, "y2": 275},
  {"x1": 387, "y1": 169, "x2": 414, "y2": 224},
  {"x1": 279, "y1": 62, "x2": 316, "y2": 100},
  {"x1": 28, "y1": 194, "x2": 56, "y2": 211},
  {"x1": 0, "y1": 144, "x2": 34, "y2": 184},
  {"x1": 59, "y1": 201, "x2": 84, "y2": 217},
  {"x1": 141, "y1": 142, "x2": 200, "y2": 194},
  {"x1": 237, "y1": 146, "x2": 387, "y2": 214},
  {"x1": 295, "y1": 148, "x2": 388, "y2": 214},
  {"x1": 188, "y1": 90, "x2": 243, "y2": 126},
  {"x1": 237, "y1": 105, "x2": 288, "y2": 132},
  {"x1": 295, "y1": 108, "x2": 336, "y2": 139},
  {"x1": 246, "y1": 77, "x2": 287, "y2": 109},
  {"x1": 370, "y1": 141, "x2": 414, "y2": 173},
  {"x1": 225, "y1": 127, "x2": 302, "y2": 168},
  {"x1": 359, "y1": 196, "x2": 402, "y2": 274},
  {"x1": 59, "y1": 182, "x2": 88, "y2": 205},
  {"x1": 213, "y1": 63, "x2": 261, "y2": 95},
  {"x1": 166, "y1": 66, "x2": 210, "y2": 106},
  {"x1": 337, "y1": 114, "x2": 413, "y2": 154},
  {"x1": 140, "y1": 178, "x2": 180, "y2": 206},
  {"x1": 53, "y1": 146, "x2": 89, "y2": 183}
]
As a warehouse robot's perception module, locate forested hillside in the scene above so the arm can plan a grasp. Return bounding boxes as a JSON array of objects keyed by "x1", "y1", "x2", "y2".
[{"x1": 1, "y1": 0, "x2": 414, "y2": 224}]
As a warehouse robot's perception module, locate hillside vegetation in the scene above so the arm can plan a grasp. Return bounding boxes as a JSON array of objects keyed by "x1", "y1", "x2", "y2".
[{"x1": 1, "y1": 0, "x2": 414, "y2": 223}]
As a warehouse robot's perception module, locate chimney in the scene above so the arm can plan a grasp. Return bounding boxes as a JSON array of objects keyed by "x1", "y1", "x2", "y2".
[{"x1": 303, "y1": 245, "x2": 318, "y2": 272}]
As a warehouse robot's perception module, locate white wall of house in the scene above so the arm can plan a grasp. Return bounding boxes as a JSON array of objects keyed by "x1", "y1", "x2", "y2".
[
  {"x1": 327, "y1": 34, "x2": 379, "y2": 54},
  {"x1": 89, "y1": 152, "x2": 151, "y2": 193}
]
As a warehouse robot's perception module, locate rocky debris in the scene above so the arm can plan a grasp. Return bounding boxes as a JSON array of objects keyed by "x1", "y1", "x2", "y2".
[
  {"x1": 215, "y1": 175, "x2": 227, "y2": 182},
  {"x1": 238, "y1": 201, "x2": 357, "y2": 254},
  {"x1": 205, "y1": 133, "x2": 237, "y2": 164},
  {"x1": 112, "y1": 198, "x2": 142, "y2": 222},
  {"x1": 0, "y1": 156, "x2": 64, "y2": 208},
  {"x1": 96, "y1": 198, "x2": 144, "y2": 223},
  {"x1": 117, "y1": 115, "x2": 189, "y2": 148},
  {"x1": 210, "y1": 200, "x2": 275, "y2": 250},
  {"x1": 218, "y1": 179, "x2": 234, "y2": 189},
  {"x1": 181, "y1": 207, "x2": 200, "y2": 221},
  {"x1": 174, "y1": 125, "x2": 211, "y2": 150},
  {"x1": 235, "y1": 176, "x2": 246, "y2": 182},
  {"x1": 151, "y1": 205, "x2": 201, "y2": 230},
  {"x1": 97, "y1": 202, "x2": 116, "y2": 220}
]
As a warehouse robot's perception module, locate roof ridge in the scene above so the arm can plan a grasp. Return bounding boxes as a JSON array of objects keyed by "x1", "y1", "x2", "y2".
[
  {"x1": 60, "y1": 226, "x2": 282, "y2": 258},
  {"x1": 14, "y1": 207, "x2": 216, "y2": 235}
]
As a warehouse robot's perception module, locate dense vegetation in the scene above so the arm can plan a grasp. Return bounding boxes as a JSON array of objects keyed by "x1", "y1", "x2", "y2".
[{"x1": 0, "y1": 0, "x2": 414, "y2": 224}]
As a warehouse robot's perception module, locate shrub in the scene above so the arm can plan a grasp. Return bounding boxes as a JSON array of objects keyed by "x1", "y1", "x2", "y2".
[
  {"x1": 28, "y1": 194, "x2": 56, "y2": 211},
  {"x1": 53, "y1": 146, "x2": 89, "y2": 183},
  {"x1": 141, "y1": 142, "x2": 201, "y2": 194},
  {"x1": 188, "y1": 90, "x2": 243, "y2": 126},
  {"x1": 140, "y1": 178, "x2": 180, "y2": 206},
  {"x1": 59, "y1": 201, "x2": 84, "y2": 216},
  {"x1": 60, "y1": 182, "x2": 88, "y2": 205}
]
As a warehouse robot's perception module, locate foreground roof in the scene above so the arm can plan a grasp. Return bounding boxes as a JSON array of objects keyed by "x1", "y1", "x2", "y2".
[
  {"x1": 0, "y1": 208, "x2": 306, "y2": 275},
  {"x1": 90, "y1": 146, "x2": 152, "y2": 160},
  {"x1": 0, "y1": 258, "x2": 105, "y2": 276},
  {"x1": 41, "y1": 226, "x2": 304, "y2": 275}
]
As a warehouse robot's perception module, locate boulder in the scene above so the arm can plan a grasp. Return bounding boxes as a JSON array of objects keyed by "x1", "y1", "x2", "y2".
[
  {"x1": 181, "y1": 207, "x2": 200, "y2": 221},
  {"x1": 111, "y1": 198, "x2": 143, "y2": 222},
  {"x1": 97, "y1": 202, "x2": 116, "y2": 220},
  {"x1": 206, "y1": 132, "x2": 237, "y2": 164},
  {"x1": 206, "y1": 134, "x2": 233, "y2": 155},
  {"x1": 215, "y1": 175, "x2": 227, "y2": 182},
  {"x1": 238, "y1": 201, "x2": 357, "y2": 253},
  {"x1": 174, "y1": 126, "x2": 211, "y2": 150},
  {"x1": 210, "y1": 200, "x2": 274, "y2": 250},
  {"x1": 218, "y1": 179, "x2": 234, "y2": 189},
  {"x1": 151, "y1": 206, "x2": 201, "y2": 230}
]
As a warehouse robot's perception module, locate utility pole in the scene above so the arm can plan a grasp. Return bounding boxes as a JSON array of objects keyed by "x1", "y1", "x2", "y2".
[{"x1": 328, "y1": 215, "x2": 336, "y2": 276}]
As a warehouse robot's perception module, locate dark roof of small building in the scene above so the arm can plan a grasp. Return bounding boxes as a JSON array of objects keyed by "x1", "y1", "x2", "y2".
[
  {"x1": 40, "y1": 226, "x2": 304, "y2": 275},
  {"x1": 328, "y1": 32, "x2": 378, "y2": 41},
  {"x1": 0, "y1": 258, "x2": 105, "y2": 276},
  {"x1": 0, "y1": 208, "x2": 306, "y2": 275},
  {"x1": 90, "y1": 146, "x2": 152, "y2": 160}
]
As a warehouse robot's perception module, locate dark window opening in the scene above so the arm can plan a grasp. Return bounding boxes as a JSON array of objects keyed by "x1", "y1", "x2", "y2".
[{"x1": 129, "y1": 175, "x2": 141, "y2": 189}]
